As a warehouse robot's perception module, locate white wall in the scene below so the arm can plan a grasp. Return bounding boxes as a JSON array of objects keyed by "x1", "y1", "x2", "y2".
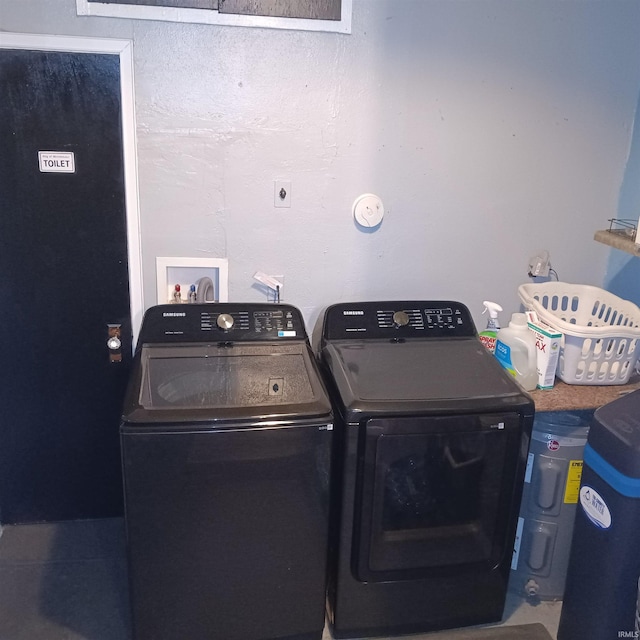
[{"x1": 3, "y1": 0, "x2": 640, "y2": 335}]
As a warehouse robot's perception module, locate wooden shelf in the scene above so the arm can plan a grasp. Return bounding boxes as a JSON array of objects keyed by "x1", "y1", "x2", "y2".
[{"x1": 594, "y1": 229, "x2": 640, "y2": 256}]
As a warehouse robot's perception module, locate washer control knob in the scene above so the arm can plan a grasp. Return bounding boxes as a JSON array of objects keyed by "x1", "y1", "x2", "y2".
[
  {"x1": 217, "y1": 313, "x2": 235, "y2": 330},
  {"x1": 392, "y1": 311, "x2": 410, "y2": 328}
]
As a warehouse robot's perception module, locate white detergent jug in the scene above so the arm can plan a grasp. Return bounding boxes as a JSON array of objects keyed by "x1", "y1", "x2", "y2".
[{"x1": 494, "y1": 312, "x2": 537, "y2": 391}]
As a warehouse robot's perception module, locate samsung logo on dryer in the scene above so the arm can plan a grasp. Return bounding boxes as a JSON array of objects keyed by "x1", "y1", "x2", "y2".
[
  {"x1": 343, "y1": 310, "x2": 364, "y2": 316},
  {"x1": 163, "y1": 312, "x2": 186, "y2": 317}
]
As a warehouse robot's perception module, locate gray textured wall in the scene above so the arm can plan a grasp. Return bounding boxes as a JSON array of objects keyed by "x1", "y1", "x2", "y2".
[{"x1": 3, "y1": 0, "x2": 640, "y2": 333}]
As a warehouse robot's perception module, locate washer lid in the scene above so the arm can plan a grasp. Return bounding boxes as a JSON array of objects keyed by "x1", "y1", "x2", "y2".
[
  {"x1": 123, "y1": 341, "x2": 332, "y2": 424},
  {"x1": 322, "y1": 338, "x2": 532, "y2": 414}
]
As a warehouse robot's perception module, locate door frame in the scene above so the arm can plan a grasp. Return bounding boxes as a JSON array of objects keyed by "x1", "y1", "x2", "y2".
[{"x1": 0, "y1": 32, "x2": 144, "y2": 343}]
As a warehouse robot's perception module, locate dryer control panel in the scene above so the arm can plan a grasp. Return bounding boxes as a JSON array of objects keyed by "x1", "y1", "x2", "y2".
[
  {"x1": 322, "y1": 301, "x2": 477, "y2": 341},
  {"x1": 137, "y1": 303, "x2": 307, "y2": 347}
]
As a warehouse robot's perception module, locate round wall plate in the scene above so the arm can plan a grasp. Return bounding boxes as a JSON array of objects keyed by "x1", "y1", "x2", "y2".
[{"x1": 353, "y1": 193, "x2": 384, "y2": 228}]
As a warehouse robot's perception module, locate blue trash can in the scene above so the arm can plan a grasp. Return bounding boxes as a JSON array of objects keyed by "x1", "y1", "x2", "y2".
[{"x1": 558, "y1": 389, "x2": 640, "y2": 640}]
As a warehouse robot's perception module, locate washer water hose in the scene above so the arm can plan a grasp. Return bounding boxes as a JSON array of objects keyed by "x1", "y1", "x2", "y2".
[{"x1": 196, "y1": 277, "x2": 215, "y2": 303}]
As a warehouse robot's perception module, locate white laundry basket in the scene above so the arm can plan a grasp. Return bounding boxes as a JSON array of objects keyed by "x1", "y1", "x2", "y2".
[{"x1": 518, "y1": 282, "x2": 640, "y2": 385}]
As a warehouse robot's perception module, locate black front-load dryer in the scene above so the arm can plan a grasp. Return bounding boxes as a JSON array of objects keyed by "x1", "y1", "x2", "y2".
[
  {"x1": 121, "y1": 303, "x2": 333, "y2": 640},
  {"x1": 319, "y1": 301, "x2": 534, "y2": 638}
]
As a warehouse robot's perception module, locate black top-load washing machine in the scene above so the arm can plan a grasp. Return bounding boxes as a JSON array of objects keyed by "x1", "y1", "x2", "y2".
[
  {"x1": 319, "y1": 301, "x2": 535, "y2": 638},
  {"x1": 120, "y1": 303, "x2": 333, "y2": 640}
]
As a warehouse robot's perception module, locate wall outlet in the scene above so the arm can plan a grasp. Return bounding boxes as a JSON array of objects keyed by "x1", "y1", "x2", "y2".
[
  {"x1": 253, "y1": 271, "x2": 284, "y2": 301},
  {"x1": 528, "y1": 250, "x2": 551, "y2": 277},
  {"x1": 261, "y1": 275, "x2": 284, "y2": 302},
  {"x1": 274, "y1": 180, "x2": 291, "y2": 208},
  {"x1": 269, "y1": 275, "x2": 284, "y2": 302}
]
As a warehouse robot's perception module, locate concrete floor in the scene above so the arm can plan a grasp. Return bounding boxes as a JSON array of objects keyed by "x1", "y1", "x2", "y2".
[
  {"x1": 0, "y1": 519, "x2": 130, "y2": 640},
  {"x1": 321, "y1": 596, "x2": 561, "y2": 640},
  {"x1": 488, "y1": 596, "x2": 561, "y2": 639},
  {"x1": 0, "y1": 518, "x2": 561, "y2": 640}
]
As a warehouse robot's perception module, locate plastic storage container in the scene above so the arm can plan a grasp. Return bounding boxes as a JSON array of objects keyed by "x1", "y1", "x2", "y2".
[
  {"x1": 557, "y1": 390, "x2": 640, "y2": 640},
  {"x1": 495, "y1": 313, "x2": 538, "y2": 391},
  {"x1": 510, "y1": 411, "x2": 591, "y2": 601},
  {"x1": 518, "y1": 282, "x2": 640, "y2": 385}
]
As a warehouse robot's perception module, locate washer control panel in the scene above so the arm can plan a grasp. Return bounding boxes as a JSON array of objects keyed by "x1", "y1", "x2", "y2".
[
  {"x1": 138, "y1": 303, "x2": 305, "y2": 345},
  {"x1": 322, "y1": 301, "x2": 477, "y2": 341}
]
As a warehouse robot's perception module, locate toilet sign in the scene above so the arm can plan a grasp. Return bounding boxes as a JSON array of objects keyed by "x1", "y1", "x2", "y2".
[{"x1": 38, "y1": 151, "x2": 75, "y2": 173}]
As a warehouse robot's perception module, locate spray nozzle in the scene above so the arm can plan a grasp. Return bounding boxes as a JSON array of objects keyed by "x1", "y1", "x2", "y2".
[{"x1": 482, "y1": 301, "x2": 503, "y2": 319}]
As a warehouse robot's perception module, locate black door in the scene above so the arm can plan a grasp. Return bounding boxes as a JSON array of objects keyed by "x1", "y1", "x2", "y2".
[
  {"x1": 0, "y1": 49, "x2": 132, "y2": 523},
  {"x1": 353, "y1": 413, "x2": 524, "y2": 582}
]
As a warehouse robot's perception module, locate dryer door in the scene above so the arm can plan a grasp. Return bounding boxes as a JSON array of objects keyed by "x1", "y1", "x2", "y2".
[{"x1": 352, "y1": 413, "x2": 525, "y2": 582}]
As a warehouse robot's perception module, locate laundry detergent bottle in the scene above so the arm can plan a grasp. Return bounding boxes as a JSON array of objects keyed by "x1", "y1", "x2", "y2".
[
  {"x1": 494, "y1": 312, "x2": 537, "y2": 391},
  {"x1": 479, "y1": 301, "x2": 502, "y2": 353}
]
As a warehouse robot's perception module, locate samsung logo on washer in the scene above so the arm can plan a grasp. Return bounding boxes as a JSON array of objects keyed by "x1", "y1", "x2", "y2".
[
  {"x1": 343, "y1": 310, "x2": 364, "y2": 316},
  {"x1": 163, "y1": 312, "x2": 186, "y2": 317}
]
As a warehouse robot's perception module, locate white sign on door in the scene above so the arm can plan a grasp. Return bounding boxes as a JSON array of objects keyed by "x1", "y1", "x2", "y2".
[{"x1": 38, "y1": 151, "x2": 75, "y2": 173}]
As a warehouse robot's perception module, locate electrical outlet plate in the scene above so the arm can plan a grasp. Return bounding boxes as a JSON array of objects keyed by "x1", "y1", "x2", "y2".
[
  {"x1": 528, "y1": 250, "x2": 551, "y2": 277},
  {"x1": 156, "y1": 257, "x2": 229, "y2": 304},
  {"x1": 269, "y1": 275, "x2": 284, "y2": 302},
  {"x1": 274, "y1": 180, "x2": 291, "y2": 208},
  {"x1": 253, "y1": 271, "x2": 284, "y2": 301}
]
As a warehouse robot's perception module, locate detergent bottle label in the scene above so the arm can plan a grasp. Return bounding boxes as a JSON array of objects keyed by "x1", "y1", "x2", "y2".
[
  {"x1": 479, "y1": 332, "x2": 497, "y2": 353},
  {"x1": 495, "y1": 339, "x2": 516, "y2": 377}
]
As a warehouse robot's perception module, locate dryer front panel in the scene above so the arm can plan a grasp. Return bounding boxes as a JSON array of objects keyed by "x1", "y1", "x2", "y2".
[{"x1": 352, "y1": 413, "x2": 524, "y2": 582}]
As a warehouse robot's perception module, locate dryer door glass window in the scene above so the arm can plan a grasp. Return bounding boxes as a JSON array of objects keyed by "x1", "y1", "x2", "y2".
[{"x1": 354, "y1": 414, "x2": 523, "y2": 582}]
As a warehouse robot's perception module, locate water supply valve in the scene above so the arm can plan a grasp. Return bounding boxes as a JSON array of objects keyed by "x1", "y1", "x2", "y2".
[{"x1": 524, "y1": 579, "x2": 540, "y2": 600}]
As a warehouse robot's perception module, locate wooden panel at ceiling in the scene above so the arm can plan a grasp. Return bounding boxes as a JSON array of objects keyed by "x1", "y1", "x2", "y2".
[
  {"x1": 89, "y1": 0, "x2": 218, "y2": 8},
  {"x1": 219, "y1": 0, "x2": 341, "y2": 20}
]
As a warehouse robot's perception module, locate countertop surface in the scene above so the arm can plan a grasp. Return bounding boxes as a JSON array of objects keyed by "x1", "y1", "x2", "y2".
[{"x1": 529, "y1": 375, "x2": 640, "y2": 412}]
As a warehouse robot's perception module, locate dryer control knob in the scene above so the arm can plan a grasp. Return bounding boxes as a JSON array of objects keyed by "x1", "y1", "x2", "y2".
[
  {"x1": 216, "y1": 313, "x2": 235, "y2": 330},
  {"x1": 392, "y1": 311, "x2": 410, "y2": 328}
]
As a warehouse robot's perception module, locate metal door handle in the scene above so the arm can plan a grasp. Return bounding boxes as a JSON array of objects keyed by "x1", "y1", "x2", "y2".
[{"x1": 107, "y1": 324, "x2": 122, "y2": 362}]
